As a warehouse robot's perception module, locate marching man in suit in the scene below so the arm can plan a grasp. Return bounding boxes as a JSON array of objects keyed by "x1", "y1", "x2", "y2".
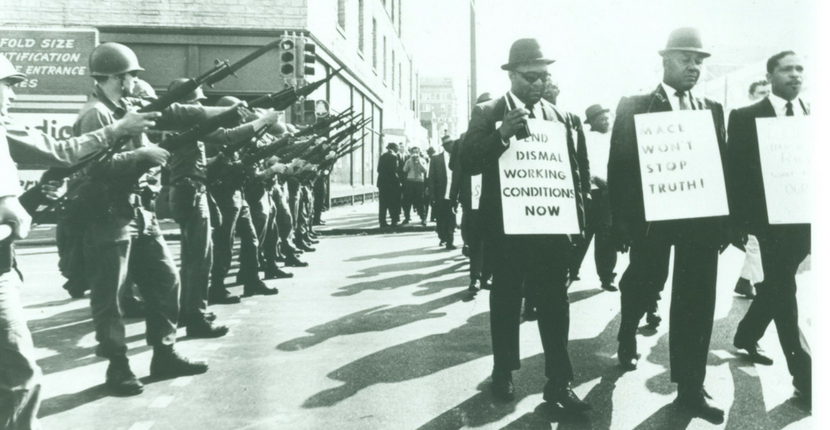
[
  {"x1": 607, "y1": 28, "x2": 730, "y2": 424},
  {"x1": 427, "y1": 135, "x2": 459, "y2": 249},
  {"x1": 728, "y1": 51, "x2": 811, "y2": 408},
  {"x1": 377, "y1": 142, "x2": 402, "y2": 228},
  {"x1": 460, "y1": 38, "x2": 590, "y2": 413}
]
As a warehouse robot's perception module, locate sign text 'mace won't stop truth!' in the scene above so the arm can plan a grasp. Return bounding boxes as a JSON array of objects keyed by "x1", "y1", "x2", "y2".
[{"x1": 634, "y1": 110, "x2": 729, "y2": 221}]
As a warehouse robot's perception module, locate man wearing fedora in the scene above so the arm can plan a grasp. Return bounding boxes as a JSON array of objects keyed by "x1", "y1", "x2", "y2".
[
  {"x1": 607, "y1": 28, "x2": 729, "y2": 424},
  {"x1": 377, "y1": 142, "x2": 402, "y2": 228},
  {"x1": 460, "y1": 38, "x2": 590, "y2": 412},
  {"x1": 571, "y1": 104, "x2": 619, "y2": 292}
]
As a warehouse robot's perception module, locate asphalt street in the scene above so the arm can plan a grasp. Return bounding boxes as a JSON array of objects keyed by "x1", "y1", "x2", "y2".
[{"x1": 15, "y1": 203, "x2": 816, "y2": 430}]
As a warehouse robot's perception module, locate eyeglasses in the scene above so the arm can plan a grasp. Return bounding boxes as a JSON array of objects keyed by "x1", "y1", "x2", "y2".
[{"x1": 516, "y1": 71, "x2": 550, "y2": 84}]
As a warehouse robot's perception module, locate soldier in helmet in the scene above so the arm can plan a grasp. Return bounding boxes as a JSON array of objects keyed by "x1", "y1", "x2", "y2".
[
  {"x1": 1, "y1": 54, "x2": 159, "y2": 430},
  {"x1": 74, "y1": 42, "x2": 245, "y2": 396},
  {"x1": 165, "y1": 81, "x2": 282, "y2": 331}
]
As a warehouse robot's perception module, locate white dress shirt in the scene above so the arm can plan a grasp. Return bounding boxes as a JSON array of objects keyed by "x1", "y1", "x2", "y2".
[
  {"x1": 585, "y1": 129, "x2": 611, "y2": 187},
  {"x1": 660, "y1": 82, "x2": 696, "y2": 111},
  {"x1": 768, "y1": 93, "x2": 806, "y2": 117}
]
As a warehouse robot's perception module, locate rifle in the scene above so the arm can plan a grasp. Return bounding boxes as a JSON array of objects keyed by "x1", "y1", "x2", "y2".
[
  {"x1": 293, "y1": 106, "x2": 355, "y2": 138},
  {"x1": 248, "y1": 67, "x2": 343, "y2": 112},
  {"x1": 220, "y1": 122, "x2": 271, "y2": 158},
  {"x1": 18, "y1": 40, "x2": 284, "y2": 217}
]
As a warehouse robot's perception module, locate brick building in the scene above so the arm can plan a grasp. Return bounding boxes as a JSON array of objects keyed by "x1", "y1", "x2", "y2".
[
  {"x1": 419, "y1": 77, "x2": 458, "y2": 145},
  {"x1": 2, "y1": 0, "x2": 425, "y2": 204}
]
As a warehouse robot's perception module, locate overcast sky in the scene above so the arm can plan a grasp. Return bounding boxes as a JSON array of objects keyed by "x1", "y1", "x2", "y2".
[{"x1": 406, "y1": 0, "x2": 816, "y2": 129}]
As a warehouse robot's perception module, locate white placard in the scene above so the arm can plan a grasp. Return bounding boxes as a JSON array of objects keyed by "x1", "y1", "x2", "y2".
[
  {"x1": 471, "y1": 175, "x2": 482, "y2": 210},
  {"x1": 756, "y1": 117, "x2": 811, "y2": 224},
  {"x1": 634, "y1": 110, "x2": 729, "y2": 221},
  {"x1": 498, "y1": 118, "x2": 580, "y2": 235}
]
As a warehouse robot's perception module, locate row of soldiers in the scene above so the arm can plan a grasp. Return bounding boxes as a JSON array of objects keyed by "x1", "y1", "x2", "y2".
[
  {"x1": 445, "y1": 29, "x2": 811, "y2": 425},
  {"x1": 0, "y1": 41, "x2": 363, "y2": 428}
]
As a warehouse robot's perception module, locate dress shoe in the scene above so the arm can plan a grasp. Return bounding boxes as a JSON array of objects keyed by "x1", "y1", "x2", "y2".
[
  {"x1": 569, "y1": 272, "x2": 581, "y2": 282},
  {"x1": 446, "y1": 243, "x2": 457, "y2": 250},
  {"x1": 421, "y1": 219, "x2": 426, "y2": 226},
  {"x1": 401, "y1": 219, "x2": 410, "y2": 225},
  {"x1": 63, "y1": 279, "x2": 87, "y2": 299},
  {"x1": 468, "y1": 278, "x2": 481, "y2": 293},
  {"x1": 243, "y1": 279, "x2": 280, "y2": 296},
  {"x1": 439, "y1": 241, "x2": 445, "y2": 247},
  {"x1": 295, "y1": 242, "x2": 316, "y2": 252},
  {"x1": 544, "y1": 384, "x2": 591, "y2": 413},
  {"x1": 106, "y1": 355, "x2": 143, "y2": 395},
  {"x1": 313, "y1": 220, "x2": 326, "y2": 226},
  {"x1": 618, "y1": 339, "x2": 639, "y2": 370},
  {"x1": 380, "y1": 223, "x2": 390, "y2": 228},
  {"x1": 462, "y1": 245, "x2": 470, "y2": 257},
  {"x1": 601, "y1": 281, "x2": 618, "y2": 292},
  {"x1": 482, "y1": 277, "x2": 493, "y2": 290},
  {"x1": 491, "y1": 371, "x2": 515, "y2": 401},
  {"x1": 208, "y1": 287, "x2": 241, "y2": 305},
  {"x1": 150, "y1": 346, "x2": 208, "y2": 378},
  {"x1": 186, "y1": 317, "x2": 229, "y2": 338},
  {"x1": 734, "y1": 277, "x2": 755, "y2": 298},
  {"x1": 646, "y1": 311, "x2": 661, "y2": 328},
  {"x1": 734, "y1": 342, "x2": 773, "y2": 365},
  {"x1": 305, "y1": 237, "x2": 320, "y2": 245},
  {"x1": 264, "y1": 267, "x2": 294, "y2": 280},
  {"x1": 793, "y1": 379, "x2": 812, "y2": 410},
  {"x1": 121, "y1": 297, "x2": 146, "y2": 318},
  {"x1": 523, "y1": 307, "x2": 537, "y2": 322},
  {"x1": 674, "y1": 387, "x2": 724, "y2": 424},
  {"x1": 285, "y1": 255, "x2": 309, "y2": 267}
]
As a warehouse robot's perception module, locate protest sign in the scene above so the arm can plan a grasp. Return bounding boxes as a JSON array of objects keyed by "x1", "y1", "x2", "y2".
[
  {"x1": 756, "y1": 116, "x2": 811, "y2": 224},
  {"x1": 498, "y1": 118, "x2": 580, "y2": 234},
  {"x1": 634, "y1": 110, "x2": 729, "y2": 221},
  {"x1": 471, "y1": 175, "x2": 482, "y2": 210}
]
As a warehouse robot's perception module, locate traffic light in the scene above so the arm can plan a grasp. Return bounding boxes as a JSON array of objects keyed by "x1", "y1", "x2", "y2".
[
  {"x1": 278, "y1": 37, "x2": 295, "y2": 78},
  {"x1": 295, "y1": 37, "x2": 317, "y2": 78}
]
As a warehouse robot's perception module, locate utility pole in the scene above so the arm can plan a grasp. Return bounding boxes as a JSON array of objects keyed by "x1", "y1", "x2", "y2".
[{"x1": 469, "y1": 0, "x2": 477, "y2": 120}]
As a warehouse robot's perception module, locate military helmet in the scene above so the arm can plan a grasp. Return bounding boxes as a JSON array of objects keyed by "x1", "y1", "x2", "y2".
[
  {"x1": 0, "y1": 54, "x2": 25, "y2": 84},
  {"x1": 216, "y1": 95, "x2": 242, "y2": 107},
  {"x1": 167, "y1": 78, "x2": 206, "y2": 103},
  {"x1": 89, "y1": 43, "x2": 144, "y2": 77}
]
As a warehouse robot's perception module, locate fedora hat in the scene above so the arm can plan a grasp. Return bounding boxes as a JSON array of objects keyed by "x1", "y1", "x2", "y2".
[
  {"x1": 659, "y1": 27, "x2": 711, "y2": 58},
  {"x1": 501, "y1": 38, "x2": 555, "y2": 71},
  {"x1": 583, "y1": 104, "x2": 610, "y2": 123}
]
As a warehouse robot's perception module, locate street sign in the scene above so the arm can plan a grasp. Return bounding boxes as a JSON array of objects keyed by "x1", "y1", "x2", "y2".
[{"x1": 315, "y1": 100, "x2": 330, "y2": 117}]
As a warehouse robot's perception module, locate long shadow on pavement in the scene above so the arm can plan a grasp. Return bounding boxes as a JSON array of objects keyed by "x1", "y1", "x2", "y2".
[
  {"x1": 348, "y1": 258, "x2": 455, "y2": 279},
  {"x1": 637, "y1": 295, "x2": 810, "y2": 429},
  {"x1": 332, "y1": 261, "x2": 469, "y2": 297},
  {"x1": 346, "y1": 246, "x2": 447, "y2": 262},
  {"x1": 278, "y1": 290, "x2": 473, "y2": 351},
  {"x1": 303, "y1": 289, "x2": 603, "y2": 412}
]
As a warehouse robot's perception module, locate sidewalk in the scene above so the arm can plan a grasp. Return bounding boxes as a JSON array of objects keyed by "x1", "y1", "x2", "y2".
[{"x1": 18, "y1": 200, "x2": 434, "y2": 246}]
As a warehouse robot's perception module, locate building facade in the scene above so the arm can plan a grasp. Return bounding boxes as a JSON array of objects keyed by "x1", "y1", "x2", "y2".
[
  {"x1": 2, "y1": 0, "x2": 425, "y2": 204},
  {"x1": 418, "y1": 76, "x2": 458, "y2": 144}
]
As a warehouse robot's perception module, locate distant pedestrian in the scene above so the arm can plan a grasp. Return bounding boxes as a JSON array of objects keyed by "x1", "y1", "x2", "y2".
[{"x1": 377, "y1": 142, "x2": 402, "y2": 227}]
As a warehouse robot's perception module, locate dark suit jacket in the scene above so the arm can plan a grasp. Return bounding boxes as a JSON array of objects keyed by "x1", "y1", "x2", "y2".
[
  {"x1": 427, "y1": 151, "x2": 457, "y2": 203},
  {"x1": 726, "y1": 97, "x2": 810, "y2": 232},
  {"x1": 377, "y1": 151, "x2": 401, "y2": 190},
  {"x1": 607, "y1": 84, "x2": 728, "y2": 245},
  {"x1": 459, "y1": 94, "x2": 590, "y2": 240},
  {"x1": 449, "y1": 134, "x2": 468, "y2": 208}
]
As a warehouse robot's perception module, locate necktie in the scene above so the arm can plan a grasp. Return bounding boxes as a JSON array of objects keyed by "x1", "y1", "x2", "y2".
[
  {"x1": 785, "y1": 101, "x2": 794, "y2": 117},
  {"x1": 525, "y1": 104, "x2": 536, "y2": 119},
  {"x1": 675, "y1": 90, "x2": 690, "y2": 111}
]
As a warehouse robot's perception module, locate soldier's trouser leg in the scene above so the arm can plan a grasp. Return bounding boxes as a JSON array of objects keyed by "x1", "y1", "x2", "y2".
[
  {"x1": 129, "y1": 234, "x2": 179, "y2": 348},
  {"x1": 273, "y1": 187, "x2": 297, "y2": 253},
  {"x1": 210, "y1": 192, "x2": 242, "y2": 286},
  {"x1": 295, "y1": 188, "x2": 310, "y2": 242},
  {"x1": 236, "y1": 203, "x2": 260, "y2": 282},
  {"x1": 0, "y1": 271, "x2": 42, "y2": 430},
  {"x1": 174, "y1": 191, "x2": 212, "y2": 320},
  {"x1": 262, "y1": 201, "x2": 280, "y2": 269}
]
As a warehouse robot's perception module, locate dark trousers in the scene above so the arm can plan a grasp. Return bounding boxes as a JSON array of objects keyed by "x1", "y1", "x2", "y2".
[
  {"x1": 735, "y1": 225, "x2": 811, "y2": 390},
  {"x1": 273, "y1": 184, "x2": 296, "y2": 254},
  {"x1": 296, "y1": 185, "x2": 312, "y2": 243},
  {"x1": 246, "y1": 185, "x2": 279, "y2": 271},
  {"x1": 378, "y1": 186, "x2": 401, "y2": 226},
  {"x1": 490, "y1": 236, "x2": 573, "y2": 385},
  {"x1": 313, "y1": 177, "x2": 326, "y2": 222},
  {"x1": 402, "y1": 181, "x2": 426, "y2": 221},
  {"x1": 171, "y1": 183, "x2": 212, "y2": 319},
  {"x1": 461, "y1": 207, "x2": 488, "y2": 280},
  {"x1": 571, "y1": 188, "x2": 618, "y2": 283},
  {"x1": 618, "y1": 234, "x2": 718, "y2": 389},
  {"x1": 84, "y1": 231, "x2": 179, "y2": 358},
  {"x1": 434, "y1": 199, "x2": 456, "y2": 244},
  {"x1": 210, "y1": 187, "x2": 259, "y2": 286}
]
